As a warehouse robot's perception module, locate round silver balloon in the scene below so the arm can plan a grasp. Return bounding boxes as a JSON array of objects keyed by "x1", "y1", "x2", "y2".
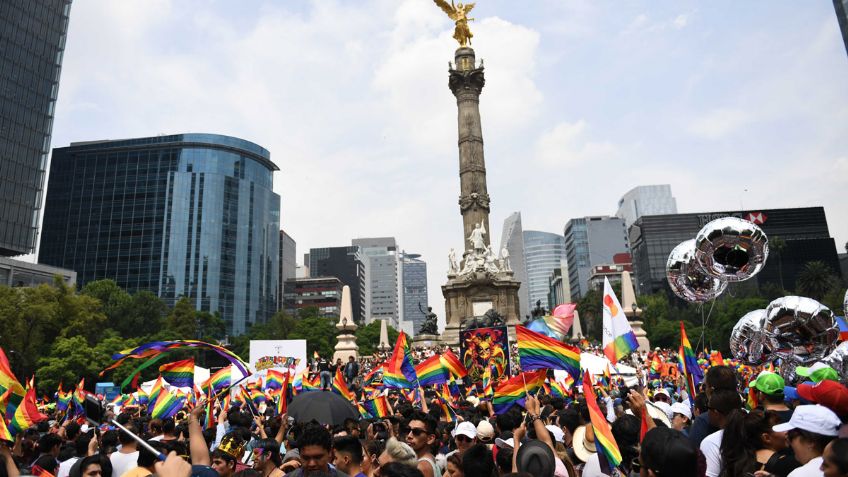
[
  {"x1": 779, "y1": 358, "x2": 800, "y2": 384},
  {"x1": 822, "y1": 341, "x2": 848, "y2": 379},
  {"x1": 729, "y1": 309, "x2": 767, "y2": 365},
  {"x1": 666, "y1": 239, "x2": 728, "y2": 303},
  {"x1": 762, "y1": 296, "x2": 838, "y2": 365},
  {"x1": 694, "y1": 217, "x2": 768, "y2": 282}
]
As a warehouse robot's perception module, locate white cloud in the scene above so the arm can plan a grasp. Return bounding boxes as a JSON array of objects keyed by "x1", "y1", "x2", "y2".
[
  {"x1": 536, "y1": 120, "x2": 617, "y2": 166},
  {"x1": 687, "y1": 107, "x2": 753, "y2": 140}
]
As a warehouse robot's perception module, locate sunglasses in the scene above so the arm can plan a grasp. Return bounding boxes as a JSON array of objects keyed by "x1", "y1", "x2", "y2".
[
  {"x1": 455, "y1": 435, "x2": 473, "y2": 443},
  {"x1": 408, "y1": 428, "x2": 428, "y2": 437}
]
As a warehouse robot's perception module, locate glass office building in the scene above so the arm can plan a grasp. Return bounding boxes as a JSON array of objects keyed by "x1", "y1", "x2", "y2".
[
  {"x1": 399, "y1": 252, "x2": 428, "y2": 334},
  {"x1": 39, "y1": 134, "x2": 280, "y2": 335},
  {"x1": 0, "y1": 0, "x2": 72, "y2": 256},
  {"x1": 523, "y1": 230, "x2": 567, "y2": 313}
]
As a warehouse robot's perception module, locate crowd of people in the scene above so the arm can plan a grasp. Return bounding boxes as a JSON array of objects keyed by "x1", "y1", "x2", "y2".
[{"x1": 6, "y1": 343, "x2": 848, "y2": 477}]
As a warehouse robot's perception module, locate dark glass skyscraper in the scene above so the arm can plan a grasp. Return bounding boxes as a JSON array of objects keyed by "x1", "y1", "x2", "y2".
[
  {"x1": 39, "y1": 134, "x2": 280, "y2": 335},
  {"x1": 0, "y1": 0, "x2": 72, "y2": 256}
]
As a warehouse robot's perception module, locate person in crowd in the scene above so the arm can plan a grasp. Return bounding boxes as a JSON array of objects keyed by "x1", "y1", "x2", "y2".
[
  {"x1": 670, "y1": 401, "x2": 692, "y2": 433},
  {"x1": 447, "y1": 423, "x2": 476, "y2": 457},
  {"x1": 460, "y1": 444, "x2": 494, "y2": 477},
  {"x1": 690, "y1": 366, "x2": 739, "y2": 447},
  {"x1": 640, "y1": 427, "x2": 700, "y2": 477},
  {"x1": 319, "y1": 359, "x2": 332, "y2": 390},
  {"x1": 770, "y1": 405, "x2": 841, "y2": 477},
  {"x1": 333, "y1": 436, "x2": 366, "y2": 477},
  {"x1": 110, "y1": 422, "x2": 141, "y2": 477},
  {"x1": 796, "y1": 381, "x2": 848, "y2": 420},
  {"x1": 363, "y1": 441, "x2": 385, "y2": 477},
  {"x1": 749, "y1": 371, "x2": 794, "y2": 423},
  {"x1": 344, "y1": 356, "x2": 360, "y2": 384},
  {"x1": 252, "y1": 439, "x2": 284, "y2": 477},
  {"x1": 820, "y1": 438, "x2": 848, "y2": 477},
  {"x1": 720, "y1": 409, "x2": 799, "y2": 477},
  {"x1": 443, "y1": 453, "x2": 462, "y2": 477},
  {"x1": 285, "y1": 423, "x2": 347, "y2": 477},
  {"x1": 702, "y1": 389, "x2": 743, "y2": 477},
  {"x1": 404, "y1": 412, "x2": 439, "y2": 477},
  {"x1": 377, "y1": 462, "x2": 424, "y2": 477},
  {"x1": 120, "y1": 440, "x2": 168, "y2": 477},
  {"x1": 212, "y1": 434, "x2": 246, "y2": 477},
  {"x1": 476, "y1": 420, "x2": 495, "y2": 448}
]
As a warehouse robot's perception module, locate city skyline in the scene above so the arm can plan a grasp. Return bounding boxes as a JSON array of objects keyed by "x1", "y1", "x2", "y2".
[{"x1": 35, "y1": 1, "x2": 848, "y2": 326}]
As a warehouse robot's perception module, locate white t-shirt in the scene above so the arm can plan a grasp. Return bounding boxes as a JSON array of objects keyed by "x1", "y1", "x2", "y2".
[
  {"x1": 787, "y1": 456, "x2": 823, "y2": 477},
  {"x1": 581, "y1": 453, "x2": 608, "y2": 477},
  {"x1": 57, "y1": 457, "x2": 79, "y2": 477},
  {"x1": 700, "y1": 429, "x2": 724, "y2": 477},
  {"x1": 110, "y1": 450, "x2": 140, "y2": 477}
]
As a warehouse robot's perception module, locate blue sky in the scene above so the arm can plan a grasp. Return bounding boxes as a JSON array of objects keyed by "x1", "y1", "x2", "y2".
[{"x1": 48, "y1": 1, "x2": 848, "y2": 323}]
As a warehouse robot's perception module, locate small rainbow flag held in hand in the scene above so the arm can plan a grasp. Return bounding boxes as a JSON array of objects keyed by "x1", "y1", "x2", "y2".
[
  {"x1": 276, "y1": 372, "x2": 290, "y2": 415},
  {"x1": 679, "y1": 321, "x2": 702, "y2": 399},
  {"x1": 265, "y1": 370, "x2": 287, "y2": 391},
  {"x1": 362, "y1": 395, "x2": 391, "y2": 418},
  {"x1": 583, "y1": 372, "x2": 622, "y2": 473},
  {"x1": 649, "y1": 353, "x2": 663, "y2": 378},
  {"x1": 481, "y1": 365, "x2": 494, "y2": 399},
  {"x1": 414, "y1": 355, "x2": 448, "y2": 386},
  {"x1": 332, "y1": 368, "x2": 355, "y2": 402},
  {"x1": 149, "y1": 391, "x2": 185, "y2": 420},
  {"x1": 9, "y1": 388, "x2": 47, "y2": 436},
  {"x1": 548, "y1": 379, "x2": 567, "y2": 398},
  {"x1": 602, "y1": 277, "x2": 638, "y2": 364},
  {"x1": 439, "y1": 350, "x2": 467, "y2": 378},
  {"x1": 207, "y1": 366, "x2": 231, "y2": 392},
  {"x1": 492, "y1": 370, "x2": 546, "y2": 414},
  {"x1": 516, "y1": 325, "x2": 581, "y2": 378},
  {"x1": 383, "y1": 332, "x2": 417, "y2": 388},
  {"x1": 435, "y1": 394, "x2": 457, "y2": 422},
  {"x1": 159, "y1": 359, "x2": 195, "y2": 388}
]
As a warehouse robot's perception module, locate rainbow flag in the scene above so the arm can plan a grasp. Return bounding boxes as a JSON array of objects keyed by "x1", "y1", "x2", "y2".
[
  {"x1": 746, "y1": 384, "x2": 759, "y2": 410},
  {"x1": 678, "y1": 321, "x2": 702, "y2": 399},
  {"x1": 710, "y1": 350, "x2": 724, "y2": 367},
  {"x1": 836, "y1": 315, "x2": 848, "y2": 341},
  {"x1": 414, "y1": 355, "x2": 448, "y2": 386},
  {"x1": 435, "y1": 394, "x2": 457, "y2": 422},
  {"x1": 136, "y1": 387, "x2": 149, "y2": 406},
  {"x1": 649, "y1": 353, "x2": 662, "y2": 378},
  {"x1": 71, "y1": 378, "x2": 86, "y2": 416},
  {"x1": 206, "y1": 366, "x2": 231, "y2": 392},
  {"x1": 362, "y1": 395, "x2": 391, "y2": 418},
  {"x1": 249, "y1": 388, "x2": 266, "y2": 405},
  {"x1": 357, "y1": 402, "x2": 373, "y2": 419},
  {"x1": 447, "y1": 375, "x2": 462, "y2": 400},
  {"x1": 527, "y1": 304, "x2": 577, "y2": 341},
  {"x1": 149, "y1": 391, "x2": 185, "y2": 420},
  {"x1": 549, "y1": 379, "x2": 567, "y2": 398},
  {"x1": 0, "y1": 405, "x2": 12, "y2": 441},
  {"x1": 149, "y1": 376, "x2": 166, "y2": 404},
  {"x1": 332, "y1": 368, "x2": 355, "y2": 402},
  {"x1": 276, "y1": 372, "x2": 290, "y2": 415},
  {"x1": 492, "y1": 370, "x2": 547, "y2": 414},
  {"x1": 159, "y1": 359, "x2": 195, "y2": 388},
  {"x1": 265, "y1": 370, "x2": 286, "y2": 391},
  {"x1": 602, "y1": 278, "x2": 638, "y2": 364},
  {"x1": 516, "y1": 325, "x2": 581, "y2": 377},
  {"x1": 9, "y1": 388, "x2": 47, "y2": 436},
  {"x1": 302, "y1": 373, "x2": 320, "y2": 392},
  {"x1": 383, "y1": 332, "x2": 417, "y2": 388},
  {"x1": 57, "y1": 390, "x2": 72, "y2": 412},
  {"x1": 313, "y1": 351, "x2": 319, "y2": 360},
  {"x1": 481, "y1": 365, "x2": 494, "y2": 398},
  {"x1": 439, "y1": 350, "x2": 467, "y2": 378},
  {"x1": 583, "y1": 372, "x2": 622, "y2": 473},
  {"x1": 204, "y1": 383, "x2": 216, "y2": 430}
]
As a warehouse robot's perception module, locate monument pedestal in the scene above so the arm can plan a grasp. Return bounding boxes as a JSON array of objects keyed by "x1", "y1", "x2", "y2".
[
  {"x1": 411, "y1": 334, "x2": 442, "y2": 350},
  {"x1": 441, "y1": 271, "x2": 522, "y2": 347},
  {"x1": 332, "y1": 285, "x2": 359, "y2": 361},
  {"x1": 333, "y1": 333, "x2": 359, "y2": 362}
]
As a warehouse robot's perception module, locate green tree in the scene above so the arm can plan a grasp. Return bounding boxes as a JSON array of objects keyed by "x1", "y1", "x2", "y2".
[
  {"x1": 355, "y1": 321, "x2": 399, "y2": 356},
  {"x1": 769, "y1": 237, "x2": 787, "y2": 290},
  {"x1": 126, "y1": 291, "x2": 168, "y2": 337},
  {"x1": 80, "y1": 279, "x2": 133, "y2": 333},
  {"x1": 289, "y1": 317, "x2": 337, "y2": 359},
  {"x1": 796, "y1": 261, "x2": 839, "y2": 301},
  {"x1": 164, "y1": 297, "x2": 198, "y2": 338},
  {"x1": 36, "y1": 331, "x2": 139, "y2": 393}
]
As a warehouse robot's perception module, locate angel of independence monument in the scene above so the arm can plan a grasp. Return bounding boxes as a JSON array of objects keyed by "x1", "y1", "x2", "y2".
[{"x1": 436, "y1": 1, "x2": 522, "y2": 347}]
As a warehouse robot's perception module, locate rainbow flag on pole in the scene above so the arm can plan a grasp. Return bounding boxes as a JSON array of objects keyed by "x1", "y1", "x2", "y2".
[
  {"x1": 414, "y1": 355, "x2": 448, "y2": 386},
  {"x1": 362, "y1": 395, "x2": 391, "y2": 418},
  {"x1": 492, "y1": 370, "x2": 546, "y2": 414},
  {"x1": 516, "y1": 325, "x2": 581, "y2": 377},
  {"x1": 602, "y1": 277, "x2": 638, "y2": 364},
  {"x1": 331, "y1": 368, "x2": 355, "y2": 402},
  {"x1": 383, "y1": 332, "x2": 417, "y2": 388},
  {"x1": 439, "y1": 350, "x2": 467, "y2": 378},
  {"x1": 265, "y1": 369, "x2": 287, "y2": 391},
  {"x1": 583, "y1": 372, "x2": 622, "y2": 473},
  {"x1": 8, "y1": 388, "x2": 47, "y2": 436},
  {"x1": 678, "y1": 321, "x2": 702, "y2": 399},
  {"x1": 206, "y1": 366, "x2": 231, "y2": 392},
  {"x1": 159, "y1": 359, "x2": 195, "y2": 388},
  {"x1": 149, "y1": 391, "x2": 185, "y2": 420}
]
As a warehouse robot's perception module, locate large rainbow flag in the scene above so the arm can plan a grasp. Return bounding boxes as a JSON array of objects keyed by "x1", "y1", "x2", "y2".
[
  {"x1": 492, "y1": 370, "x2": 546, "y2": 414},
  {"x1": 206, "y1": 366, "x2": 231, "y2": 392},
  {"x1": 265, "y1": 369, "x2": 287, "y2": 391},
  {"x1": 602, "y1": 277, "x2": 638, "y2": 364},
  {"x1": 159, "y1": 358, "x2": 195, "y2": 388},
  {"x1": 583, "y1": 372, "x2": 622, "y2": 473},
  {"x1": 149, "y1": 391, "x2": 185, "y2": 420},
  {"x1": 678, "y1": 321, "x2": 702, "y2": 399},
  {"x1": 383, "y1": 332, "x2": 417, "y2": 388},
  {"x1": 331, "y1": 368, "x2": 355, "y2": 402},
  {"x1": 516, "y1": 325, "x2": 581, "y2": 377},
  {"x1": 8, "y1": 388, "x2": 47, "y2": 436},
  {"x1": 414, "y1": 355, "x2": 448, "y2": 386},
  {"x1": 362, "y1": 395, "x2": 391, "y2": 418},
  {"x1": 439, "y1": 350, "x2": 467, "y2": 378}
]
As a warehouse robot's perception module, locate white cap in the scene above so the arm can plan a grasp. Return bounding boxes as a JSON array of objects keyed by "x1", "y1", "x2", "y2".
[
  {"x1": 494, "y1": 437, "x2": 514, "y2": 449},
  {"x1": 670, "y1": 402, "x2": 692, "y2": 420},
  {"x1": 466, "y1": 396, "x2": 480, "y2": 407},
  {"x1": 773, "y1": 404, "x2": 841, "y2": 436},
  {"x1": 452, "y1": 421, "x2": 478, "y2": 439},
  {"x1": 476, "y1": 420, "x2": 495, "y2": 440},
  {"x1": 653, "y1": 388, "x2": 670, "y2": 400},
  {"x1": 545, "y1": 424, "x2": 565, "y2": 443},
  {"x1": 653, "y1": 401, "x2": 673, "y2": 420}
]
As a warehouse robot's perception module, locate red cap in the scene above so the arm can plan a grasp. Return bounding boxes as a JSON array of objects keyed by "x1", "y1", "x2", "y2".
[{"x1": 797, "y1": 380, "x2": 848, "y2": 417}]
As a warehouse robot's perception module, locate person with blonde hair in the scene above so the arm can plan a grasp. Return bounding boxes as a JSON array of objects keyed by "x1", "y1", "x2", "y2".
[{"x1": 377, "y1": 438, "x2": 417, "y2": 469}]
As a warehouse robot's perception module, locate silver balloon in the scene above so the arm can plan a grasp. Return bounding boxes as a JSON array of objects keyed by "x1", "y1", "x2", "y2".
[
  {"x1": 694, "y1": 217, "x2": 768, "y2": 282},
  {"x1": 822, "y1": 341, "x2": 848, "y2": 379},
  {"x1": 729, "y1": 309, "x2": 767, "y2": 365},
  {"x1": 666, "y1": 239, "x2": 728, "y2": 303},
  {"x1": 762, "y1": 296, "x2": 838, "y2": 365},
  {"x1": 779, "y1": 358, "x2": 800, "y2": 384}
]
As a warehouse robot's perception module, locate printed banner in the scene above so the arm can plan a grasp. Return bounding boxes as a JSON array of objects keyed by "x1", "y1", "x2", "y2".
[{"x1": 460, "y1": 326, "x2": 510, "y2": 383}]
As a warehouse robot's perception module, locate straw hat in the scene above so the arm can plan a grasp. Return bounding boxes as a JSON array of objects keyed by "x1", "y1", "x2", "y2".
[{"x1": 571, "y1": 423, "x2": 597, "y2": 463}]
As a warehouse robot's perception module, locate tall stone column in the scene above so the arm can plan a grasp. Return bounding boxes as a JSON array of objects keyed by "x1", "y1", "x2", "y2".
[{"x1": 449, "y1": 47, "x2": 490, "y2": 255}]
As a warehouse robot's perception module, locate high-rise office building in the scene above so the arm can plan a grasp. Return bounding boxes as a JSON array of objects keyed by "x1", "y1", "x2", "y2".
[
  {"x1": 39, "y1": 134, "x2": 280, "y2": 335},
  {"x1": 399, "y1": 252, "x2": 428, "y2": 334},
  {"x1": 283, "y1": 276, "x2": 343, "y2": 317},
  {"x1": 309, "y1": 246, "x2": 365, "y2": 323},
  {"x1": 0, "y1": 0, "x2": 72, "y2": 256},
  {"x1": 630, "y1": 207, "x2": 842, "y2": 296},
  {"x1": 352, "y1": 237, "x2": 400, "y2": 328},
  {"x1": 500, "y1": 212, "x2": 529, "y2": 317},
  {"x1": 834, "y1": 0, "x2": 848, "y2": 56},
  {"x1": 615, "y1": 185, "x2": 677, "y2": 231},
  {"x1": 523, "y1": 231, "x2": 566, "y2": 313},
  {"x1": 563, "y1": 216, "x2": 629, "y2": 299},
  {"x1": 279, "y1": 230, "x2": 296, "y2": 312}
]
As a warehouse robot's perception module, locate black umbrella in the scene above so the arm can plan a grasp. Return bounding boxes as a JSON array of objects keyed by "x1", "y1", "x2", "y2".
[{"x1": 287, "y1": 391, "x2": 359, "y2": 426}]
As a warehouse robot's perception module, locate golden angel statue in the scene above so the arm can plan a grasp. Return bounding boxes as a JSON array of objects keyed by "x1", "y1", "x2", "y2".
[{"x1": 434, "y1": 0, "x2": 476, "y2": 47}]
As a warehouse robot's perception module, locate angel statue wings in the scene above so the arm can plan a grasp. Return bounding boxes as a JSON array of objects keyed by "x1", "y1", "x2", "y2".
[{"x1": 434, "y1": 0, "x2": 476, "y2": 47}]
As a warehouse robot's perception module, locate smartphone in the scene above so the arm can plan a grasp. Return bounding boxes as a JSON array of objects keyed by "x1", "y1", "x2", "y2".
[{"x1": 83, "y1": 395, "x2": 104, "y2": 425}]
